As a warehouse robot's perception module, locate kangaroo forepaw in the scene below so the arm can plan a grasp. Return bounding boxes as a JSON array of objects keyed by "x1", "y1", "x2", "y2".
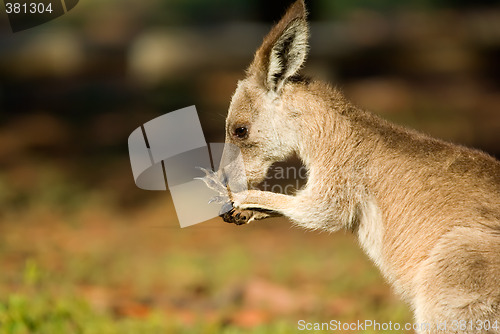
[
  {"x1": 220, "y1": 206, "x2": 273, "y2": 225},
  {"x1": 221, "y1": 208, "x2": 253, "y2": 225}
]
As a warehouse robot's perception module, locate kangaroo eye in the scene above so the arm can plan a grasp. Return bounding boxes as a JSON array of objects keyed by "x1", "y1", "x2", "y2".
[{"x1": 234, "y1": 127, "x2": 248, "y2": 139}]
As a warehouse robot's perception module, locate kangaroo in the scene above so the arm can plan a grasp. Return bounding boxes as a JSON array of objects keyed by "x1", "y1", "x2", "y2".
[{"x1": 219, "y1": 0, "x2": 500, "y2": 332}]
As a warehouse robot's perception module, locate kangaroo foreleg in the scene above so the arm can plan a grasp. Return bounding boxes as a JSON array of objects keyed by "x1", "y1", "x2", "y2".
[{"x1": 221, "y1": 190, "x2": 297, "y2": 225}]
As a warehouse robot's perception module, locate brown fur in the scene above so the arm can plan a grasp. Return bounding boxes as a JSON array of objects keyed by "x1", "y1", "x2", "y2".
[{"x1": 222, "y1": 1, "x2": 500, "y2": 331}]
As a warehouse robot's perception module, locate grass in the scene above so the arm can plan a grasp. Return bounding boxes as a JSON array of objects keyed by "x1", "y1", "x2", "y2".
[{"x1": 0, "y1": 293, "x2": 303, "y2": 334}]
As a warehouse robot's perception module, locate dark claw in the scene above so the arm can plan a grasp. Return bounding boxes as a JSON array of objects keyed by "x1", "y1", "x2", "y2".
[
  {"x1": 221, "y1": 208, "x2": 234, "y2": 224},
  {"x1": 235, "y1": 215, "x2": 247, "y2": 225}
]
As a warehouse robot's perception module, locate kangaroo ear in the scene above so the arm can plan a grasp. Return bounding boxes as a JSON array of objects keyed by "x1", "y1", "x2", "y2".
[{"x1": 248, "y1": 0, "x2": 308, "y2": 93}]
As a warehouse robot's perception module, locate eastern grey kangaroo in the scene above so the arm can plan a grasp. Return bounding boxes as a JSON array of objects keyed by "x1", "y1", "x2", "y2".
[{"x1": 219, "y1": 1, "x2": 500, "y2": 331}]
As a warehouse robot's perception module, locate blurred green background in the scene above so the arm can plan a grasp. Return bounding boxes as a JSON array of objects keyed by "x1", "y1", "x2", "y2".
[{"x1": 0, "y1": 0, "x2": 499, "y2": 333}]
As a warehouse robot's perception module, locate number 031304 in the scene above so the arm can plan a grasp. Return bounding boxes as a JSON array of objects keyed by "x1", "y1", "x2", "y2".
[{"x1": 5, "y1": 2, "x2": 54, "y2": 14}]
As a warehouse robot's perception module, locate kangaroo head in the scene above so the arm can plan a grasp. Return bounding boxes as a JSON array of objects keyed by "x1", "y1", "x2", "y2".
[{"x1": 225, "y1": 0, "x2": 309, "y2": 186}]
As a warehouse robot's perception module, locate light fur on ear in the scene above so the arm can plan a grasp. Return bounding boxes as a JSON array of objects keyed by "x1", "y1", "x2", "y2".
[{"x1": 248, "y1": 0, "x2": 308, "y2": 93}]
